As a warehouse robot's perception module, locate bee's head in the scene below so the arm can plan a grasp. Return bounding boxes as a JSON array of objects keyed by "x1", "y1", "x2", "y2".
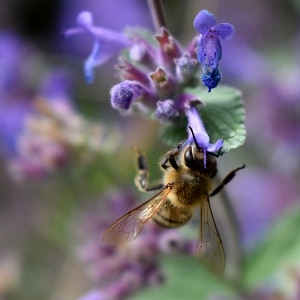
[{"x1": 183, "y1": 144, "x2": 217, "y2": 178}]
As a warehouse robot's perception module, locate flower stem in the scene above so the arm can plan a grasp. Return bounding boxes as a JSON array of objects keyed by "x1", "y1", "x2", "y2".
[{"x1": 147, "y1": 0, "x2": 167, "y2": 32}]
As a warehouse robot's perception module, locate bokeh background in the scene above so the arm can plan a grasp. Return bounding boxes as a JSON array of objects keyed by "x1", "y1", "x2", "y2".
[{"x1": 1, "y1": 0, "x2": 300, "y2": 299}]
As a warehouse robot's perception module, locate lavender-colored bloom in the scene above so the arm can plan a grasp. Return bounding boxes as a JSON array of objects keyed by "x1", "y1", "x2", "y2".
[
  {"x1": 110, "y1": 80, "x2": 144, "y2": 111},
  {"x1": 65, "y1": 11, "x2": 132, "y2": 83},
  {"x1": 184, "y1": 101, "x2": 223, "y2": 167},
  {"x1": 107, "y1": 27, "x2": 199, "y2": 115},
  {"x1": 193, "y1": 10, "x2": 234, "y2": 92},
  {"x1": 155, "y1": 99, "x2": 179, "y2": 122},
  {"x1": 106, "y1": 12, "x2": 233, "y2": 128}
]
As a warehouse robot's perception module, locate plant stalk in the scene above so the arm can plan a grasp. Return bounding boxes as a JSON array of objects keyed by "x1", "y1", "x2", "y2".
[{"x1": 147, "y1": 0, "x2": 167, "y2": 32}]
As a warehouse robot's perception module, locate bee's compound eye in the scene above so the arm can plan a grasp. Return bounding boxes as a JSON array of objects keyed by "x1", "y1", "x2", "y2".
[{"x1": 184, "y1": 146, "x2": 196, "y2": 168}]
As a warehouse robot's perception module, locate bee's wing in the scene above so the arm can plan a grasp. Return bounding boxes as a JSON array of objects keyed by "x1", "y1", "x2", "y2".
[
  {"x1": 196, "y1": 198, "x2": 225, "y2": 275},
  {"x1": 102, "y1": 183, "x2": 173, "y2": 244}
]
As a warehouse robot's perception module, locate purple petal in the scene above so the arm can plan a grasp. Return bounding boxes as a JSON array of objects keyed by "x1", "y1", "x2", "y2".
[
  {"x1": 213, "y1": 23, "x2": 235, "y2": 40},
  {"x1": 193, "y1": 10, "x2": 216, "y2": 34},
  {"x1": 207, "y1": 138, "x2": 223, "y2": 153},
  {"x1": 64, "y1": 27, "x2": 85, "y2": 37},
  {"x1": 65, "y1": 12, "x2": 132, "y2": 83},
  {"x1": 84, "y1": 41, "x2": 101, "y2": 84},
  {"x1": 198, "y1": 34, "x2": 222, "y2": 67},
  {"x1": 185, "y1": 105, "x2": 210, "y2": 149}
]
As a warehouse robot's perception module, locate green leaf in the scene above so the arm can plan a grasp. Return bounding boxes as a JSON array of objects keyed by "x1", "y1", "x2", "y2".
[
  {"x1": 160, "y1": 115, "x2": 187, "y2": 146},
  {"x1": 132, "y1": 254, "x2": 234, "y2": 300},
  {"x1": 244, "y1": 204, "x2": 300, "y2": 288},
  {"x1": 197, "y1": 86, "x2": 246, "y2": 153},
  {"x1": 160, "y1": 85, "x2": 246, "y2": 153}
]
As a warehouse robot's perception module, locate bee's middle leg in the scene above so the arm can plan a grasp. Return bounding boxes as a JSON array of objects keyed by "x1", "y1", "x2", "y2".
[{"x1": 134, "y1": 149, "x2": 164, "y2": 192}]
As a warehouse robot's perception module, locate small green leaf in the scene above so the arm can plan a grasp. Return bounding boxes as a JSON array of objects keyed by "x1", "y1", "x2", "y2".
[
  {"x1": 160, "y1": 115, "x2": 187, "y2": 146},
  {"x1": 160, "y1": 85, "x2": 246, "y2": 153},
  {"x1": 244, "y1": 205, "x2": 300, "y2": 288}
]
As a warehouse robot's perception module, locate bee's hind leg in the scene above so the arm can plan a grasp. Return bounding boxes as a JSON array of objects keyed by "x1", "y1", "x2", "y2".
[
  {"x1": 134, "y1": 149, "x2": 164, "y2": 192},
  {"x1": 210, "y1": 164, "x2": 245, "y2": 197}
]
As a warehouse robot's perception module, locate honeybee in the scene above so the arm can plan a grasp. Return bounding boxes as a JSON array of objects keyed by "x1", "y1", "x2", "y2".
[{"x1": 103, "y1": 130, "x2": 245, "y2": 274}]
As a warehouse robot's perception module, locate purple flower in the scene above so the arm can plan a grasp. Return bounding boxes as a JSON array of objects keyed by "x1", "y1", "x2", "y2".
[
  {"x1": 75, "y1": 188, "x2": 195, "y2": 299},
  {"x1": 109, "y1": 27, "x2": 199, "y2": 119},
  {"x1": 0, "y1": 67, "x2": 113, "y2": 181},
  {"x1": 65, "y1": 11, "x2": 132, "y2": 83},
  {"x1": 193, "y1": 10, "x2": 235, "y2": 92},
  {"x1": 184, "y1": 100, "x2": 223, "y2": 167}
]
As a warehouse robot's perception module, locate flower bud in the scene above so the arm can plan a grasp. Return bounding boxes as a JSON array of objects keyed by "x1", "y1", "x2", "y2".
[
  {"x1": 155, "y1": 99, "x2": 178, "y2": 122},
  {"x1": 174, "y1": 53, "x2": 198, "y2": 81},
  {"x1": 110, "y1": 80, "x2": 142, "y2": 111}
]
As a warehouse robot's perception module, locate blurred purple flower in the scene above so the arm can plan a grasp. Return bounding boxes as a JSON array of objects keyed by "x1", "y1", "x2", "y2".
[
  {"x1": 193, "y1": 10, "x2": 235, "y2": 92},
  {"x1": 0, "y1": 67, "x2": 113, "y2": 181},
  {"x1": 0, "y1": 33, "x2": 25, "y2": 95},
  {"x1": 75, "y1": 188, "x2": 195, "y2": 300},
  {"x1": 0, "y1": 99, "x2": 32, "y2": 157},
  {"x1": 60, "y1": 0, "x2": 152, "y2": 33},
  {"x1": 65, "y1": 11, "x2": 132, "y2": 83},
  {"x1": 229, "y1": 168, "x2": 299, "y2": 249}
]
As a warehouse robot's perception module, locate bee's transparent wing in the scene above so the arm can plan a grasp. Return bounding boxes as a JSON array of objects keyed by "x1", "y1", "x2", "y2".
[
  {"x1": 196, "y1": 198, "x2": 225, "y2": 275},
  {"x1": 102, "y1": 183, "x2": 173, "y2": 243}
]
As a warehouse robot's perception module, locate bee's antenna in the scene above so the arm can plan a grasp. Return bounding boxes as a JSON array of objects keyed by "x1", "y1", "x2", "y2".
[{"x1": 189, "y1": 126, "x2": 200, "y2": 150}]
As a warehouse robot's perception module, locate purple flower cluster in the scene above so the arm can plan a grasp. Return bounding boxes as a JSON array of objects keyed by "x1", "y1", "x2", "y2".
[
  {"x1": 75, "y1": 189, "x2": 196, "y2": 300},
  {"x1": 0, "y1": 34, "x2": 114, "y2": 181},
  {"x1": 65, "y1": 10, "x2": 234, "y2": 163}
]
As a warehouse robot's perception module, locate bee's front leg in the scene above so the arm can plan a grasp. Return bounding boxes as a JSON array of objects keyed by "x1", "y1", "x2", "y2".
[
  {"x1": 134, "y1": 149, "x2": 164, "y2": 192},
  {"x1": 160, "y1": 147, "x2": 180, "y2": 171}
]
